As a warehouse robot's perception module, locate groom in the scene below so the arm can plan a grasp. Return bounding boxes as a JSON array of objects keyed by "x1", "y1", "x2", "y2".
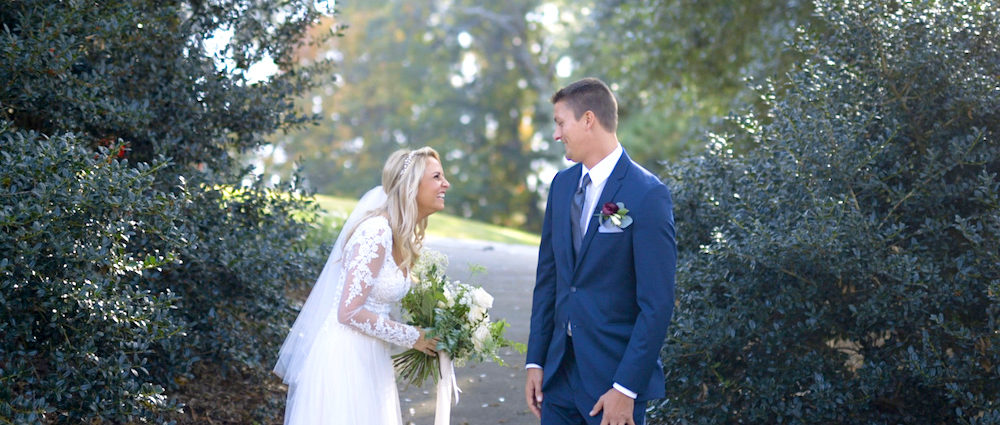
[{"x1": 524, "y1": 78, "x2": 676, "y2": 425}]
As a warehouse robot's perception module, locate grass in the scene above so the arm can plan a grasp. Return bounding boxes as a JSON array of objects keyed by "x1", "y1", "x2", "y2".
[{"x1": 311, "y1": 193, "x2": 541, "y2": 246}]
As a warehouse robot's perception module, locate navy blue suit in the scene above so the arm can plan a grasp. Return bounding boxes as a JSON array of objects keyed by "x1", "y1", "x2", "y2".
[{"x1": 527, "y1": 151, "x2": 676, "y2": 422}]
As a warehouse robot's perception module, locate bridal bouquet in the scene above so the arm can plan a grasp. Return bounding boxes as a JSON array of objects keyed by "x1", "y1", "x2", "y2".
[{"x1": 393, "y1": 249, "x2": 522, "y2": 388}]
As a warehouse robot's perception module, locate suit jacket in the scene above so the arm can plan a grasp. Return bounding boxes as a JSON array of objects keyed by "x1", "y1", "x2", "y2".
[{"x1": 526, "y1": 151, "x2": 676, "y2": 401}]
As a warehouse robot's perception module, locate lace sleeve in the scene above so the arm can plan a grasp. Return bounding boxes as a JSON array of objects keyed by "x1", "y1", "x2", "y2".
[{"x1": 337, "y1": 219, "x2": 420, "y2": 348}]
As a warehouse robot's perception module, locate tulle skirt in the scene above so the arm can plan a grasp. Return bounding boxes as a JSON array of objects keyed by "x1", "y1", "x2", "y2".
[{"x1": 283, "y1": 320, "x2": 403, "y2": 425}]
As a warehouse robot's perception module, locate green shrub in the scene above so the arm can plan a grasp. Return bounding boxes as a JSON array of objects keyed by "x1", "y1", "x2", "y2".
[
  {"x1": 1, "y1": 0, "x2": 333, "y2": 422},
  {"x1": 155, "y1": 179, "x2": 325, "y2": 369},
  {"x1": 655, "y1": 1, "x2": 1000, "y2": 424},
  {"x1": 0, "y1": 128, "x2": 186, "y2": 422}
]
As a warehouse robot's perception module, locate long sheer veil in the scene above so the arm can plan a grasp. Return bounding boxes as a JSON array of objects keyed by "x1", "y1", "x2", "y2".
[{"x1": 273, "y1": 186, "x2": 388, "y2": 385}]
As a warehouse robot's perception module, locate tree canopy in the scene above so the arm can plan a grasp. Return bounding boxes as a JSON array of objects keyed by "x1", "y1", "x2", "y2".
[
  {"x1": 264, "y1": 0, "x2": 560, "y2": 231},
  {"x1": 261, "y1": 0, "x2": 821, "y2": 230},
  {"x1": 564, "y1": 0, "x2": 816, "y2": 169}
]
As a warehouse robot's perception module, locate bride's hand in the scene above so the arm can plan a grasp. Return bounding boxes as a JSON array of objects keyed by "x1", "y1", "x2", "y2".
[{"x1": 413, "y1": 329, "x2": 439, "y2": 356}]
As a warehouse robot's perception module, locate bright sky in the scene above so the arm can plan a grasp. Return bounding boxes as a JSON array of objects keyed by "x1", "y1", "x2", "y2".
[
  {"x1": 202, "y1": 27, "x2": 278, "y2": 84},
  {"x1": 203, "y1": 1, "x2": 336, "y2": 83}
]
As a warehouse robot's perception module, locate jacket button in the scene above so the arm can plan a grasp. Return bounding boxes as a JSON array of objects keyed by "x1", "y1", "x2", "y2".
[{"x1": 570, "y1": 287, "x2": 577, "y2": 292}]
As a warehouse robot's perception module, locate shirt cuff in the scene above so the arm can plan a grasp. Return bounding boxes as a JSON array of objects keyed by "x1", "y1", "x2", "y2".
[
  {"x1": 613, "y1": 383, "x2": 637, "y2": 399},
  {"x1": 525, "y1": 363, "x2": 542, "y2": 370}
]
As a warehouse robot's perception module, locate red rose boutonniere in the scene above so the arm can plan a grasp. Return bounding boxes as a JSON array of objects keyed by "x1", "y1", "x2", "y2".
[{"x1": 595, "y1": 202, "x2": 633, "y2": 229}]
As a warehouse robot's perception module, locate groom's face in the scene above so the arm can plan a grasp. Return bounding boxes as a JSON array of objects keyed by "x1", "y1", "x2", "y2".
[{"x1": 553, "y1": 100, "x2": 587, "y2": 163}]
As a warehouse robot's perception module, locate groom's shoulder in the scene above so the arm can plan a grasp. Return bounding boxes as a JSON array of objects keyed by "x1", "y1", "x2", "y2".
[
  {"x1": 626, "y1": 159, "x2": 668, "y2": 191},
  {"x1": 553, "y1": 163, "x2": 582, "y2": 183}
]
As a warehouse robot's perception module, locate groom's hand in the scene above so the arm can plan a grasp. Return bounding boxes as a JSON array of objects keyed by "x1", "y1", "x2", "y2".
[
  {"x1": 524, "y1": 368, "x2": 544, "y2": 418},
  {"x1": 590, "y1": 388, "x2": 635, "y2": 425}
]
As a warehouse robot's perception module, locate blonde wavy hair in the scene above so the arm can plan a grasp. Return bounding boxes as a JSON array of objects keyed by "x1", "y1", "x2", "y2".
[{"x1": 343, "y1": 147, "x2": 440, "y2": 272}]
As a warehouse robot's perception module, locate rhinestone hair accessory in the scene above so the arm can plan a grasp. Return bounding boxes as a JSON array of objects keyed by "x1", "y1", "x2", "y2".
[{"x1": 398, "y1": 151, "x2": 416, "y2": 178}]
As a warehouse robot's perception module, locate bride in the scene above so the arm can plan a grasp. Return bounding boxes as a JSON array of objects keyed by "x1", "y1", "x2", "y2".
[{"x1": 274, "y1": 147, "x2": 450, "y2": 424}]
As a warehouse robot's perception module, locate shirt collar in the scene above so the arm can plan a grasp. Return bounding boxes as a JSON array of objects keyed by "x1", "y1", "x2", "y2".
[{"x1": 581, "y1": 143, "x2": 623, "y2": 187}]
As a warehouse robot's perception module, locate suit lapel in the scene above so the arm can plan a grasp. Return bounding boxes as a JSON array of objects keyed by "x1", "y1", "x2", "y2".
[
  {"x1": 560, "y1": 165, "x2": 583, "y2": 269},
  {"x1": 575, "y1": 153, "x2": 631, "y2": 269}
]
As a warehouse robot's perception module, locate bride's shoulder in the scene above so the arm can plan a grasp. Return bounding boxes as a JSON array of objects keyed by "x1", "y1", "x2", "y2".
[{"x1": 353, "y1": 215, "x2": 392, "y2": 238}]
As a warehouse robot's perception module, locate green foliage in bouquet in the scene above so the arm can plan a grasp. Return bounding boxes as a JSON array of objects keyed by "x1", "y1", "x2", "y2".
[{"x1": 393, "y1": 250, "x2": 524, "y2": 388}]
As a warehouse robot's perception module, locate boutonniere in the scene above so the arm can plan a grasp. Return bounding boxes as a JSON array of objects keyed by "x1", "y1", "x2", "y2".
[{"x1": 595, "y1": 202, "x2": 633, "y2": 229}]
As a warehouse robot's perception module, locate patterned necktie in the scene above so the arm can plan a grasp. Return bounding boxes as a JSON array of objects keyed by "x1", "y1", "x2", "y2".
[{"x1": 571, "y1": 173, "x2": 591, "y2": 255}]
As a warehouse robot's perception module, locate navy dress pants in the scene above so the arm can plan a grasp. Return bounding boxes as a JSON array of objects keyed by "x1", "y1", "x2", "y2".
[{"x1": 540, "y1": 337, "x2": 646, "y2": 425}]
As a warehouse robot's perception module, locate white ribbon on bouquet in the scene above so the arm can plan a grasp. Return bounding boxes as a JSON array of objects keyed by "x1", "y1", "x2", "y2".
[{"x1": 434, "y1": 352, "x2": 462, "y2": 425}]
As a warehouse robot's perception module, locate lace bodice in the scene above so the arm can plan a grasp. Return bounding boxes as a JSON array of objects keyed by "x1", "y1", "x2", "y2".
[{"x1": 336, "y1": 216, "x2": 420, "y2": 348}]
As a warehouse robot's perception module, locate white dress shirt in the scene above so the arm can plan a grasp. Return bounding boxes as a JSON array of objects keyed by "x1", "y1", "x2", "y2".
[{"x1": 578, "y1": 144, "x2": 623, "y2": 235}]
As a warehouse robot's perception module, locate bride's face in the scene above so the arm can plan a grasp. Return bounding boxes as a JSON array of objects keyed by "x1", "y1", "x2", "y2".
[{"x1": 416, "y1": 157, "x2": 450, "y2": 219}]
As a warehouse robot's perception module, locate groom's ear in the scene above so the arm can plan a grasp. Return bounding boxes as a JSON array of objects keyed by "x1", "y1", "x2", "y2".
[{"x1": 583, "y1": 110, "x2": 597, "y2": 130}]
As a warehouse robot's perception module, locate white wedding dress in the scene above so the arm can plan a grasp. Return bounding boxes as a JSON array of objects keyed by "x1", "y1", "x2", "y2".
[{"x1": 282, "y1": 215, "x2": 420, "y2": 425}]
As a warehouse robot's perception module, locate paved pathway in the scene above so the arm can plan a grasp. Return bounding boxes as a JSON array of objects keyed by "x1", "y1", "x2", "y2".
[{"x1": 398, "y1": 236, "x2": 538, "y2": 425}]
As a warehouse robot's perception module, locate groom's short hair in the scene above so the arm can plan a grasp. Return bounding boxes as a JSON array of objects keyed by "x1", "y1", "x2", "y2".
[{"x1": 551, "y1": 78, "x2": 618, "y2": 133}]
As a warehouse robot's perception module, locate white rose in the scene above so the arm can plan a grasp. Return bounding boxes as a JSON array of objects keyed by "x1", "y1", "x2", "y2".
[
  {"x1": 472, "y1": 324, "x2": 491, "y2": 351},
  {"x1": 468, "y1": 305, "x2": 486, "y2": 322},
  {"x1": 471, "y1": 287, "x2": 494, "y2": 309},
  {"x1": 443, "y1": 287, "x2": 455, "y2": 307}
]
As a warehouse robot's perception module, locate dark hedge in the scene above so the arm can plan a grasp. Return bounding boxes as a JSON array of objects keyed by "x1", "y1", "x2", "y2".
[
  {"x1": 1, "y1": 1, "x2": 333, "y2": 422},
  {"x1": 655, "y1": 1, "x2": 1000, "y2": 424}
]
